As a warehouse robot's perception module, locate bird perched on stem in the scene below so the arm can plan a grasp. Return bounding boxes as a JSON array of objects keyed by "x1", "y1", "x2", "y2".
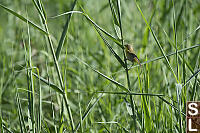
[{"x1": 124, "y1": 44, "x2": 141, "y2": 67}]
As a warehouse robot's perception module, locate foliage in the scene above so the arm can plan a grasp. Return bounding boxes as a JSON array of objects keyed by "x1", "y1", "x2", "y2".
[{"x1": 0, "y1": 0, "x2": 199, "y2": 132}]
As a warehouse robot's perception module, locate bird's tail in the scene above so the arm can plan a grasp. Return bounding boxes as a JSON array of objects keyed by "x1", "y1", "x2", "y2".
[{"x1": 134, "y1": 56, "x2": 142, "y2": 67}]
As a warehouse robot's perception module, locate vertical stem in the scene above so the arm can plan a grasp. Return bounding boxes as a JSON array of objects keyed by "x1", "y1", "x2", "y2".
[
  {"x1": 43, "y1": 21, "x2": 75, "y2": 131},
  {"x1": 35, "y1": 0, "x2": 75, "y2": 128},
  {"x1": 172, "y1": 0, "x2": 182, "y2": 132},
  {"x1": 117, "y1": 0, "x2": 136, "y2": 131},
  {"x1": 32, "y1": 0, "x2": 75, "y2": 129},
  {"x1": 26, "y1": 18, "x2": 35, "y2": 132}
]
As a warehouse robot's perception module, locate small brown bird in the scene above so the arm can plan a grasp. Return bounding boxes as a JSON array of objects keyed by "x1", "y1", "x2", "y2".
[{"x1": 124, "y1": 44, "x2": 141, "y2": 67}]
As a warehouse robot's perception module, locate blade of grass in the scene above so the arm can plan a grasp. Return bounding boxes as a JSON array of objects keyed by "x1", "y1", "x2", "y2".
[
  {"x1": 180, "y1": 25, "x2": 200, "y2": 46},
  {"x1": 172, "y1": 0, "x2": 179, "y2": 82},
  {"x1": 38, "y1": 0, "x2": 47, "y2": 20},
  {"x1": 116, "y1": 1, "x2": 137, "y2": 132},
  {"x1": 142, "y1": 6, "x2": 156, "y2": 49},
  {"x1": 178, "y1": 53, "x2": 200, "y2": 84},
  {"x1": 0, "y1": 115, "x2": 3, "y2": 133},
  {"x1": 22, "y1": 16, "x2": 35, "y2": 132},
  {"x1": 55, "y1": 0, "x2": 77, "y2": 59},
  {"x1": 22, "y1": 37, "x2": 32, "y2": 132},
  {"x1": 81, "y1": 7, "x2": 123, "y2": 48},
  {"x1": 50, "y1": 10, "x2": 123, "y2": 49},
  {"x1": 74, "y1": 56, "x2": 128, "y2": 92},
  {"x1": 80, "y1": 7, "x2": 125, "y2": 67},
  {"x1": 31, "y1": 0, "x2": 45, "y2": 23},
  {"x1": 172, "y1": 1, "x2": 183, "y2": 131},
  {"x1": 16, "y1": 93, "x2": 27, "y2": 133},
  {"x1": 43, "y1": 120, "x2": 51, "y2": 133},
  {"x1": 108, "y1": 0, "x2": 120, "y2": 27},
  {"x1": 78, "y1": 93, "x2": 83, "y2": 132},
  {"x1": 155, "y1": 26, "x2": 200, "y2": 83},
  {"x1": 175, "y1": 83, "x2": 183, "y2": 133},
  {"x1": 35, "y1": 1, "x2": 75, "y2": 130},
  {"x1": 59, "y1": 99, "x2": 64, "y2": 133},
  {"x1": 161, "y1": 15, "x2": 200, "y2": 85},
  {"x1": 2, "y1": 125, "x2": 13, "y2": 133},
  {"x1": 95, "y1": 27, "x2": 125, "y2": 68},
  {"x1": 36, "y1": 68, "x2": 42, "y2": 132},
  {"x1": 183, "y1": 69, "x2": 200, "y2": 87},
  {"x1": 176, "y1": 0, "x2": 185, "y2": 31},
  {"x1": 108, "y1": 0, "x2": 121, "y2": 39},
  {"x1": 32, "y1": 72, "x2": 63, "y2": 94},
  {"x1": 75, "y1": 94, "x2": 103, "y2": 132},
  {"x1": 142, "y1": 94, "x2": 152, "y2": 132},
  {"x1": 95, "y1": 91, "x2": 164, "y2": 96},
  {"x1": 158, "y1": 96, "x2": 185, "y2": 116},
  {"x1": 134, "y1": 1, "x2": 178, "y2": 83},
  {"x1": 50, "y1": 89, "x2": 57, "y2": 133},
  {"x1": 0, "y1": 3, "x2": 47, "y2": 35},
  {"x1": 190, "y1": 74, "x2": 198, "y2": 101},
  {"x1": 129, "y1": 44, "x2": 200, "y2": 68},
  {"x1": 27, "y1": 18, "x2": 35, "y2": 132},
  {"x1": 138, "y1": 67, "x2": 152, "y2": 132}
]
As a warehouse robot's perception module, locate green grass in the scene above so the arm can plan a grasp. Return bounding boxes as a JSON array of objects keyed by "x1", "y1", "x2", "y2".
[{"x1": 0, "y1": 0, "x2": 199, "y2": 132}]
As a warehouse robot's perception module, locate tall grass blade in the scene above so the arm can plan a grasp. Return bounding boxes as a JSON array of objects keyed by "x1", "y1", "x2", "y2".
[
  {"x1": 16, "y1": 93, "x2": 27, "y2": 133},
  {"x1": 36, "y1": 69, "x2": 42, "y2": 132},
  {"x1": 51, "y1": 11, "x2": 123, "y2": 48},
  {"x1": 183, "y1": 69, "x2": 200, "y2": 87},
  {"x1": 0, "y1": 115, "x2": 3, "y2": 133},
  {"x1": 33, "y1": 0, "x2": 75, "y2": 130},
  {"x1": 32, "y1": 72, "x2": 64, "y2": 94},
  {"x1": 2, "y1": 125, "x2": 13, "y2": 133},
  {"x1": 142, "y1": 95, "x2": 152, "y2": 132},
  {"x1": 108, "y1": 0, "x2": 121, "y2": 39},
  {"x1": 158, "y1": 96, "x2": 185, "y2": 116},
  {"x1": 178, "y1": 54, "x2": 200, "y2": 83},
  {"x1": 75, "y1": 56, "x2": 129, "y2": 92},
  {"x1": 124, "y1": 98, "x2": 133, "y2": 116},
  {"x1": 31, "y1": 0, "x2": 45, "y2": 22},
  {"x1": 176, "y1": 0, "x2": 185, "y2": 31},
  {"x1": 108, "y1": 0, "x2": 120, "y2": 27},
  {"x1": 95, "y1": 27, "x2": 125, "y2": 68},
  {"x1": 43, "y1": 120, "x2": 51, "y2": 133},
  {"x1": 81, "y1": 7, "x2": 123, "y2": 48},
  {"x1": 172, "y1": 0, "x2": 179, "y2": 82},
  {"x1": 56, "y1": 0, "x2": 77, "y2": 59},
  {"x1": 75, "y1": 94, "x2": 103, "y2": 132},
  {"x1": 134, "y1": 1, "x2": 178, "y2": 82},
  {"x1": 116, "y1": 1, "x2": 136, "y2": 131},
  {"x1": 175, "y1": 83, "x2": 183, "y2": 133},
  {"x1": 190, "y1": 75, "x2": 198, "y2": 101},
  {"x1": 95, "y1": 91, "x2": 164, "y2": 96},
  {"x1": 129, "y1": 44, "x2": 200, "y2": 68},
  {"x1": 27, "y1": 21, "x2": 35, "y2": 132},
  {"x1": 138, "y1": 67, "x2": 152, "y2": 132},
  {"x1": 0, "y1": 4, "x2": 47, "y2": 35}
]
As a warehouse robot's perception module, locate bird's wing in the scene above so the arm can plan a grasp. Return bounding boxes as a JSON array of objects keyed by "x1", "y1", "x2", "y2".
[{"x1": 130, "y1": 53, "x2": 141, "y2": 66}]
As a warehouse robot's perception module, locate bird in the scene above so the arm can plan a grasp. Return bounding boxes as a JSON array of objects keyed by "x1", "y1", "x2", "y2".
[{"x1": 124, "y1": 44, "x2": 141, "y2": 67}]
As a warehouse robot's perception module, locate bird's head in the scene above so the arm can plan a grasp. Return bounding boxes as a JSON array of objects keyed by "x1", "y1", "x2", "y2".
[{"x1": 124, "y1": 44, "x2": 133, "y2": 52}]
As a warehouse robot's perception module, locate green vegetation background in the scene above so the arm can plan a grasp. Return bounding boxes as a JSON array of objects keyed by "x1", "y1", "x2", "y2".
[{"x1": 0, "y1": 0, "x2": 199, "y2": 132}]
